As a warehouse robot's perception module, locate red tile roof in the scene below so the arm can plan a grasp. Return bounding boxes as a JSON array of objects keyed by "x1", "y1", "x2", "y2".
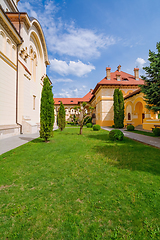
[
  {"x1": 54, "y1": 90, "x2": 93, "y2": 105},
  {"x1": 124, "y1": 88, "x2": 141, "y2": 99},
  {"x1": 92, "y1": 70, "x2": 144, "y2": 94}
]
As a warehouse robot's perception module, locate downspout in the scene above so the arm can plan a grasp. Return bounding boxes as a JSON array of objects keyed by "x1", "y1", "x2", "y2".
[{"x1": 16, "y1": 12, "x2": 23, "y2": 133}]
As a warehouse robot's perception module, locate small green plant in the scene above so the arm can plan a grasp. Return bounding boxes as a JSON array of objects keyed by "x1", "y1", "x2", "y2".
[
  {"x1": 93, "y1": 124, "x2": 101, "y2": 131},
  {"x1": 153, "y1": 128, "x2": 160, "y2": 136},
  {"x1": 111, "y1": 125, "x2": 115, "y2": 128},
  {"x1": 127, "y1": 124, "x2": 135, "y2": 131},
  {"x1": 109, "y1": 129, "x2": 124, "y2": 141},
  {"x1": 86, "y1": 123, "x2": 93, "y2": 128}
]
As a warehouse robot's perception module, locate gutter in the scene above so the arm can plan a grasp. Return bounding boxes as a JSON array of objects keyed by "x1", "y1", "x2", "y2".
[{"x1": 16, "y1": 12, "x2": 23, "y2": 134}]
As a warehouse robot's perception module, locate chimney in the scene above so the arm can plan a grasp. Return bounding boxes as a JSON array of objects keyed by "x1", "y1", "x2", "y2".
[
  {"x1": 106, "y1": 67, "x2": 111, "y2": 80},
  {"x1": 117, "y1": 65, "x2": 121, "y2": 72},
  {"x1": 134, "y1": 67, "x2": 139, "y2": 80},
  {"x1": 116, "y1": 74, "x2": 121, "y2": 81}
]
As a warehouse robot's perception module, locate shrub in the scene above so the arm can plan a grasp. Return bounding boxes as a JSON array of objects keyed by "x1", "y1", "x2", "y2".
[
  {"x1": 109, "y1": 130, "x2": 124, "y2": 141},
  {"x1": 70, "y1": 122, "x2": 74, "y2": 125},
  {"x1": 86, "y1": 123, "x2": 92, "y2": 128},
  {"x1": 111, "y1": 125, "x2": 115, "y2": 128},
  {"x1": 84, "y1": 116, "x2": 92, "y2": 124},
  {"x1": 93, "y1": 124, "x2": 101, "y2": 131},
  {"x1": 127, "y1": 124, "x2": 135, "y2": 131},
  {"x1": 153, "y1": 127, "x2": 160, "y2": 136}
]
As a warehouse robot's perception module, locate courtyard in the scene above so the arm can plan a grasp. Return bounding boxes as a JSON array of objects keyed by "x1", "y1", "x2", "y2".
[{"x1": 0, "y1": 127, "x2": 160, "y2": 239}]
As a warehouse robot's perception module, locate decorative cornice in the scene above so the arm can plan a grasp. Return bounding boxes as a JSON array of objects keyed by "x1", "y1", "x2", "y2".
[
  {"x1": 0, "y1": 6, "x2": 22, "y2": 44},
  {"x1": 0, "y1": 51, "x2": 17, "y2": 70}
]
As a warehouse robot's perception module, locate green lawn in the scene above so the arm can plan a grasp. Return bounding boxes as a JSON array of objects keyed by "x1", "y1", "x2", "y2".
[
  {"x1": 0, "y1": 128, "x2": 160, "y2": 239},
  {"x1": 126, "y1": 129, "x2": 158, "y2": 137}
]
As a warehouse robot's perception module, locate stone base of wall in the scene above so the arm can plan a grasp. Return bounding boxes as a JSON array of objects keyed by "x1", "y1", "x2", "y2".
[
  {"x1": 0, "y1": 124, "x2": 20, "y2": 139},
  {"x1": 22, "y1": 120, "x2": 38, "y2": 134}
]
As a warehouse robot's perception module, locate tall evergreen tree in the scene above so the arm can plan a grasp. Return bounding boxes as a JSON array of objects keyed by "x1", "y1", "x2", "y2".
[
  {"x1": 58, "y1": 101, "x2": 66, "y2": 131},
  {"x1": 118, "y1": 90, "x2": 124, "y2": 128},
  {"x1": 40, "y1": 77, "x2": 54, "y2": 142},
  {"x1": 113, "y1": 89, "x2": 124, "y2": 128},
  {"x1": 140, "y1": 42, "x2": 160, "y2": 112}
]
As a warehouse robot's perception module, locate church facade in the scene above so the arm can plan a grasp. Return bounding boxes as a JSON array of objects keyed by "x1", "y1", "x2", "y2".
[{"x1": 0, "y1": 0, "x2": 49, "y2": 139}]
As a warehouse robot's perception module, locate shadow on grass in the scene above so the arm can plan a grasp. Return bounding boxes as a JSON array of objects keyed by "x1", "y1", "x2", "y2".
[{"x1": 88, "y1": 133, "x2": 160, "y2": 176}]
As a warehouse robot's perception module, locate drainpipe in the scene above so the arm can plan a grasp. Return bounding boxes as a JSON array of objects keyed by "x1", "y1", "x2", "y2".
[{"x1": 16, "y1": 12, "x2": 23, "y2": 134}]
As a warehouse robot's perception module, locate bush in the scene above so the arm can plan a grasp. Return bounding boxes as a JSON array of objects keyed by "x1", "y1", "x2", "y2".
[
  {"x1": 93, "y1": 124, "x2": 101, "y2": 131},
  {"x1": 153, "y1": 127, "x2": 160, "y2": 136},
  {"x1": 84, "y1": 116, "x2": 92, "y2": 124},
  {"x1": 109, "y1": 130, "x2": 124, "y2": 141},
  {"x1": 70, "y1": 122, "x2": 74, "y2": 125},
  {"x1": 86, "y1": 123, "x2": 93, "y2": 128},
  {"x1": 111, "y1": 125, "x2": 115, "y2": 128},
  {"x1": 127, "y1": 124, "x2": 135, "y2": 131}
]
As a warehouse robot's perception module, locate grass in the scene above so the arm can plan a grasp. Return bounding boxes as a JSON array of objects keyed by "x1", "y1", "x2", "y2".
[
  {"x1": 126, "y1": 129, "x2": 158, "y2": 137},
  {"x1": 0, "y1": 128, "x2": 160, "y2": 239}
]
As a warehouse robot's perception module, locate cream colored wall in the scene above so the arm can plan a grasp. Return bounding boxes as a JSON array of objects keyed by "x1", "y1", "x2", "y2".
[
  {"x1": 0, "y1": 59, "x2": 17, "y2": 125},
  {"x1": 0, "y1": 26, "x2": 17, "y2": 126},
  {"x1": 95, "y1": 86, "x2": 138, "y2": 126},
  {"x1": 17, "y1": 22, "x2": 46, "y2": 126}
]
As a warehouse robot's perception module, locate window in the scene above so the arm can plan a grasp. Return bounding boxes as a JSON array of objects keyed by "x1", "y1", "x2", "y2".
[
  {"x1": 33, "y1": 95, "x2": 36, "y2": 110},
  {"x1": 128, "y1": 113, "x2": 131, "y2": 120}
]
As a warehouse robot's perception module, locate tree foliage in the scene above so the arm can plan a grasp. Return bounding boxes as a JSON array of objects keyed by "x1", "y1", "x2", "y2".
[
  {"x1": 74, "y1": 102, "x2": 94, "y2": 135},
  {"x1": 140, "y1": 42, "x2": 160, "y2": 112},
  {"x1": 58, "y1": 101, "x2": 66, "y2": 131},
  {"x1": 40, "y1": 77, "x2": 54, "y2": 142},
  {"x1": 113, "y1": 89, "x2": 124, "y2": 128}
]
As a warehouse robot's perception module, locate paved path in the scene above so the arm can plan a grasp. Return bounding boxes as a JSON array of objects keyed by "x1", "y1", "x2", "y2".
[
  {"x1": 102, "y1": 127, "x2": 160, "y2": 149},
  {"x1": 1, "y1": 127, "x2": 160, "y2": 155},
  {"x1": 0, "y1": 127, "x2": 58, "y2": 155}
]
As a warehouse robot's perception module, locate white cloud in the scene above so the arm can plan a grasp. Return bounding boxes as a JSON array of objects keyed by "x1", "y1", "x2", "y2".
[
  {"x1": 51, "y1": 78, "x2": 73, "y2": 84},
  {"x1": 18, "y1": 1, "x2": 116, "y2": 59},
  {"x1": 50, "y1": 59, "x2": 95, "y2": 76},
  {"x1": 54, "y1": 85, "x2": 87, "y2": 98},
  {"x1": 48, "y1": 27, "x2": 116, "y2": 59},
  {"x1": 136, "y1": 58, "x2": 146, "y2": 68}
]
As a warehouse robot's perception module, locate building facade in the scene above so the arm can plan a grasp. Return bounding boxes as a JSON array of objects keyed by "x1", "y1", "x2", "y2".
[
  {"x1": 90, "y1": 65, "x2": 144, "y2": 126},
  {"x1": 124, "y1": 89, "x2": 160, "y2": 130},
  {"x1": 0, "y1": 0, "x2": 49, "y2": 139}
]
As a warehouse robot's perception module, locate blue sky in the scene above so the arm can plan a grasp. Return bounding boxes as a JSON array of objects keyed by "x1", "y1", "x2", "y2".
[{"x1": 18, "y1": 0, "x2": 160, "y2": 98}]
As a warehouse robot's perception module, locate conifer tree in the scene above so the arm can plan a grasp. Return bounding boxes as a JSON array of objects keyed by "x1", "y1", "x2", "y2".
[
  {"x1": 140, "y1": 42, "x2": 160, "y2": 112},
  {"x1": 113, "y1": 89, "x2": 124, "y2": 128},
  {"x1": 40, "y1": 77, "x2": 54, "y2": 142},
  {"x1": 58, "y1": 101, "x2": 66, "y2": 131},
  {"x1": 118, "y1": 90, "x2": 124, "y2": 128}
]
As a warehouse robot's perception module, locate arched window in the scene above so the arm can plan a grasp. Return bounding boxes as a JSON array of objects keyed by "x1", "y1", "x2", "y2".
[
  {"x1": 6, "y1": 38, "x2": 11, "y2": 59},
  {"x1": 33, "y1": 52, "x2": 37, "y2": 81},
  {"x1": 0, "y1": 31, "x2": 5, "y2": 53},
  {"x1": 128, "y1": 113, "x2": 131, "y2": 120},
  {"x1": 12, "y1": 45, "x2": 16, "y2": 64}
]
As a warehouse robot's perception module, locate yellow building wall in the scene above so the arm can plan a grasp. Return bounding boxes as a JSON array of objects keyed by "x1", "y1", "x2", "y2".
[
  {"x1": 95, "y1": 86, "x2": 138, "y2": 126},
  {"x1": 124, "y1": 92, "x2": 160, "y2": 130}
]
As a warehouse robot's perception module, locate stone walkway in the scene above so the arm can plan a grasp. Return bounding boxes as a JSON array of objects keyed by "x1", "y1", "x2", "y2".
[
  {"x1": 102, "y1": 127, "x2": 160, "y2": 149},
  {"x1": 0, "y1": 127, "x2": 58, "y2": 155},
  {"x1": 0, "y1": 126, "x2": 160, "y2": 155}
]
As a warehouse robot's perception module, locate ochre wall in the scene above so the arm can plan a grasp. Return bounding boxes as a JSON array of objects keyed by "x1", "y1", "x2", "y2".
[{"x1": 124, "y1": 92, "x2": 160, "y2": 130}]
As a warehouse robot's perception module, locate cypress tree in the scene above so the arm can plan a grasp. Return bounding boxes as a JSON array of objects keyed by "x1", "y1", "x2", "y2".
[
  {"x1": 114, "y1": 88, "x2": 119, "y2": 128},
  {"x1": 40, "y1": 77, "x2": 54, "y2": 142},
  {"x1": 58, "y1": 101, "x2": 66, "y2": 131},
  {"x1": 113, "y1": 89, "x2": 124, "y2": 128},
  {"x1": 118, "y1": 90, "x2": 124, "y2": 128},
  {"x1": 140, "y1": 42, "x2": 160, "y2": 112}
]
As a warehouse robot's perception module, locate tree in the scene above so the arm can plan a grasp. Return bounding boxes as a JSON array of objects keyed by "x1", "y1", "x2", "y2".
[
  {"x1": 58, "y1": 101, "x2": 66, "y2": 131},
  {"x1": 140, "y1": 42, "x2": 160, "y2": 112},
  {"x1": 74, "y1": 102, "x2": 94, "y2": 135},
  {"x1": 113, "y1": 89, "x2": 124, "y2": 128},
  {"x1": 40, "y1": 77, "x2": 54, "y2": 142}
]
